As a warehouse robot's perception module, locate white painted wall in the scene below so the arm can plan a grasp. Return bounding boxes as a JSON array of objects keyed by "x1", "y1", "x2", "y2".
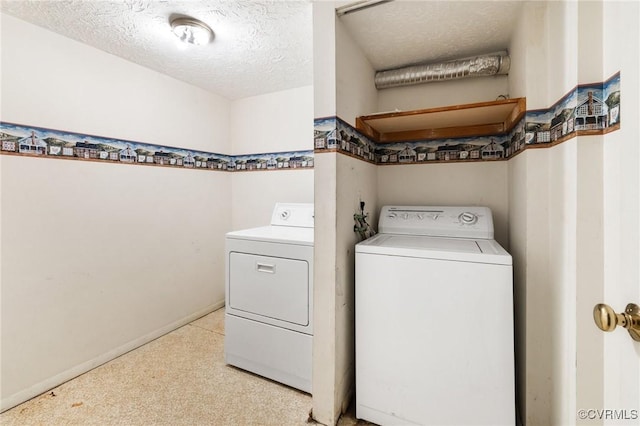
[
  {"x1": 550, "y1": 138, "x2": 579, "y2": 425},
  {"x1": 509, "y1": 1, "x2": 586, "y2": 423},
  {"x1": 312, "y1": 152, "x2": 338, "y2": 423},
  {"x1": 546, "y1": 2, "x2": 582, "y2": 425},
  {"x1": 313, "y1": 2, "x2": 337, "y2": 120},
  {"x1": 332, "y1": 14, "x2": 379, "y2": 422},
  {"x1": 312, "y1": 2, "x2": 340, "y2": 424},
  {"x1": 334, "y1": 154, "x2": 377, "y2": 416},
  {"x1": 229, "y1": 86, "x2": 314, "y2": 231},
  {"x1": 508, "y1": 2, "x2": 639, "y2": 425},
  {"x1": 376, "y1": 162, "x2": 509, "y2": 246},
  {"x1": 508, "y1": 2, "x2": 553, "y2": 424},
  {"x1": 312, "y1": 3, "x2": 379, "y2": 423},
  {"x1": 230, "y1": 170, "x2": 314, "y2": 230},
  {"x1": 506, "y1": 149, "x2": 529, "y2": 423},
  {"x1": 231, "y1": 86, "x2": 313, "y2": 155},
  {"x1": 574, "y1": 2, "x2": 606, "y2": 424},
  {"x1": 0, "y1": 17, "x2": 228, "y2": 151},
  {"x1": 0, "y1": 13, "x2": 231, "y2": 411},
  {"x1": 334, "y1": 17, "x2": 377, "y2": 127},
  {"x1": 508, "y1": 1, "x2": 549, "y2": 109}
]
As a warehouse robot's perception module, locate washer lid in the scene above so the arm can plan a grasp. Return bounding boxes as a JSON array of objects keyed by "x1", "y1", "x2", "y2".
[
  {"x1": 356, "y1": 234, "x2": 511, "y2": 265},
  {"x1": 226, "y1": 225, "x2": 313, "y2": 246}
]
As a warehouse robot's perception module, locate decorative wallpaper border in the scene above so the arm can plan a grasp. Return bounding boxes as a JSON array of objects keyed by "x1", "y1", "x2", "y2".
[
  {"x1": 1, "y1": 74, "x2": 620, "y2": 170},
  {"x1": 231, "y1": 150, "x2": 314, "y2": 171},
  {"x1": 525, "y1": 72, "x2": 620, "y2": 146},
  {"x1": 314, "y1": 72, "x2": 621, "y2": 165},
  {"x1": 314, "y1": 116, "x2": 377, "y2": 164},
  {"x1": 0, "y1": 122, "x2": 314, "y2": 172}
]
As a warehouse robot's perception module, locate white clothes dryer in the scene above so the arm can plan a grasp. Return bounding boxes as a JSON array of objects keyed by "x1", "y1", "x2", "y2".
[
  {"x1": 356, "y1": 206, "x2": 514, "y2": 426},
  {"x1": 225, "y1": 203, "x2": 313, "y2": 393}
]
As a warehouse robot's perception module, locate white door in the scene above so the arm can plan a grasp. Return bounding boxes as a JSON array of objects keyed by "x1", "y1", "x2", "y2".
[
  {"x1": 597, "y1": 1, "x2": 640, "y2": 418},
  {"x1": 596, "y1": 131, "x2": 640, "y2": 425},
  {"x1": 601, "y1": 0, "x2": 640, "y2": 420}
]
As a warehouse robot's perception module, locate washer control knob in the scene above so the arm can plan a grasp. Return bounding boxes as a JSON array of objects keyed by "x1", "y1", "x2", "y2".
[
  {"x1": 402, "y1": 213, "x2": 409, "y2": 220},
  {"x1": 388, "y1": 213, "x2": 397, "y2": 219},
  {"x1": 417, "y1": 214, "x2": 424, "y2": 220},
  {"x1": 459, "y1": 212, "x2": 478, "y2": 225},
  {"x1": 280, "y1": 210, "x2": 291, "y2": 220}
]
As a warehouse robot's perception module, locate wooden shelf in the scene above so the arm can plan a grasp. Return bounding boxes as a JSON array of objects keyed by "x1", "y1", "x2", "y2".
[{"x1": 355, "y1": 98, "x2": 526, "y2": 143}]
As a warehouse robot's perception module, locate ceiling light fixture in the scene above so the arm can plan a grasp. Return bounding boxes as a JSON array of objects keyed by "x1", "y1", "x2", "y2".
[
  {"x1": 170, "y1": 17, "x2": 214, "y2": 46},
  {"x1": 336, "y1": 0, "x2": 394, "y2": 17}
]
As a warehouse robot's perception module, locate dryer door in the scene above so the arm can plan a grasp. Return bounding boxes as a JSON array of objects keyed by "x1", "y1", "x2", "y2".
[{"x1": 228, "y1": 252, "x2": 309, "y2": 326}]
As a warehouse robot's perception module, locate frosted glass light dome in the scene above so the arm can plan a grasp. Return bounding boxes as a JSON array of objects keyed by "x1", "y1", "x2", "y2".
[{"x1": 170, "y1": 17, "x2": 213, "y2": 46}]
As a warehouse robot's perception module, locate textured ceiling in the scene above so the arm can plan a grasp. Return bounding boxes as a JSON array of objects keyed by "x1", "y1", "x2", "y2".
[
  {"x1": 1, "y1": 0, "x2": 523, "y2": 100},
  {"x1": 0, "y1": 0, "x2": 313, "y2": 100},
  {"x1": 339, "y1": 0, "x2": 523, "y2": 70}
]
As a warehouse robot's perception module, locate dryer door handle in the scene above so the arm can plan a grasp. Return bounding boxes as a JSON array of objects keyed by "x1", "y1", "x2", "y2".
[{"x1": 256, "y1": 262, "x2": 276, "y2": 274}]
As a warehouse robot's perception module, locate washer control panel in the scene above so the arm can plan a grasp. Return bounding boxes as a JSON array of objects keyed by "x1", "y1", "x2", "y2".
[
  {"x1": 271, "y1": 203, "x2": 314, "y2": 228},
  {"x1": 379, "y1": 205, "x2": 494, "y2": 239}
]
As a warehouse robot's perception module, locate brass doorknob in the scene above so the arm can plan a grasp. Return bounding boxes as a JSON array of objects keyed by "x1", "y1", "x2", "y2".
[{"x1": 593, "y1": 303, "x2": 640, "y2": 342}]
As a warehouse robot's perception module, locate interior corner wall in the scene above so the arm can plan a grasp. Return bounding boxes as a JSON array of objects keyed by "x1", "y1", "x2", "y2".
[
  {"x1": 507, "y1": 1, "x2": 630, "y2": 425},
  {"x1": 508, "y1": 1, "x2": 549, "y2": 108},
  {"x1": 313, "y1": 3, "x2": 337, "y2": 120},
  {"x1": 312, "y1": 3, "x2": 380, "y2": 422},
  {"x1": 506, "y1": 149, "x2": 529, "y2": 423},
  {"x1": 546, "y1": 2, "x2": 584, "y2": 425},
  {"x1": 312, "y1": 151, "x2": 338, "y2": 424},
  {"x1": 229, "y1": 86, "x2": 314, "y2": 231},
  {"x1": 574, "y1": 2, "x2": 609, "y2": 424},
  {"x1": 332, "y1": 11, "x2": 379, "y2": 424},
  {"x1": 507, "y1": 1, "x2": 586, "y2": 423},
  {"x1": 0, "y1": 13, "x2": 231, "y2": 411},
  {"x1": 312, "y1": 2, "x2": 339, "y2": 424},
  {"x1": 507, "y1": 1, "x2": 553, "y2": 424},
  {"x1": 335, "y1": 15, "x2": 378, "y2": 126},
  {"x1": 334, "y1": 154, "x2": 377, "y2": 415}
]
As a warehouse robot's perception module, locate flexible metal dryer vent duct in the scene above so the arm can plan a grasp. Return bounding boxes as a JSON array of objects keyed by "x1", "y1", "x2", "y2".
[{"x1": 374, "y1": 52, "x2": 511, "y2": 89}]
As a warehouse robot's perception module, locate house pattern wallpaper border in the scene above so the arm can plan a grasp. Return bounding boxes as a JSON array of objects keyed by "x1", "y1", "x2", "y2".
[
  {"x1": 0, "y1": 122, "x2": 314, "y2": 172},
  {"x1": 0, "y1": 74, "x2": 620, "y2": 170},
  {"x1": 314, "y1": 72, "x2": 621, "y2": 165},
  {"x1": 526, "y1": 72, "x2": 620, "y2": 145}
]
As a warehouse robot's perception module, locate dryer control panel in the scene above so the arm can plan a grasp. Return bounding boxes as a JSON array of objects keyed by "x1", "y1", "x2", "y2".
[
  {"x1": 378, "y1": 205, "x2": 494, "y2": 239},
  {"x1": 271, "y1": 203, "x2": 314, "y2": 228}
]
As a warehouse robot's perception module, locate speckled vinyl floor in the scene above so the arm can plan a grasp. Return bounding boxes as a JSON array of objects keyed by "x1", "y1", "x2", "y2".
[{"x1": 0, "y1": 308, "x2": 364, "y2": 426}]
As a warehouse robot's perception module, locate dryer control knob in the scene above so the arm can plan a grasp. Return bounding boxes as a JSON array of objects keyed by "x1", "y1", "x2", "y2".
[
  {"x1": 280, "y1": 210, "x2": 291, "y2": 220},
  {"x1": 459, "y1": 212, "x2": 478, "y2": 225}
]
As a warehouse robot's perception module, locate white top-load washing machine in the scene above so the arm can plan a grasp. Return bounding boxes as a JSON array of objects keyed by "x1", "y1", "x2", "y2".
[
  {"x1": 356, "y1": 206, "x2": 514, "y2": 426},
  {"x1": 225, "y1": 203, "x2": 313, "y2": 393}
]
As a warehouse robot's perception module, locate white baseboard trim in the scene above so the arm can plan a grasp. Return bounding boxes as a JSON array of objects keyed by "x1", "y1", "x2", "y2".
[{"x1": 1, "y1": 300, "x2": 225, "y2": 412}]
